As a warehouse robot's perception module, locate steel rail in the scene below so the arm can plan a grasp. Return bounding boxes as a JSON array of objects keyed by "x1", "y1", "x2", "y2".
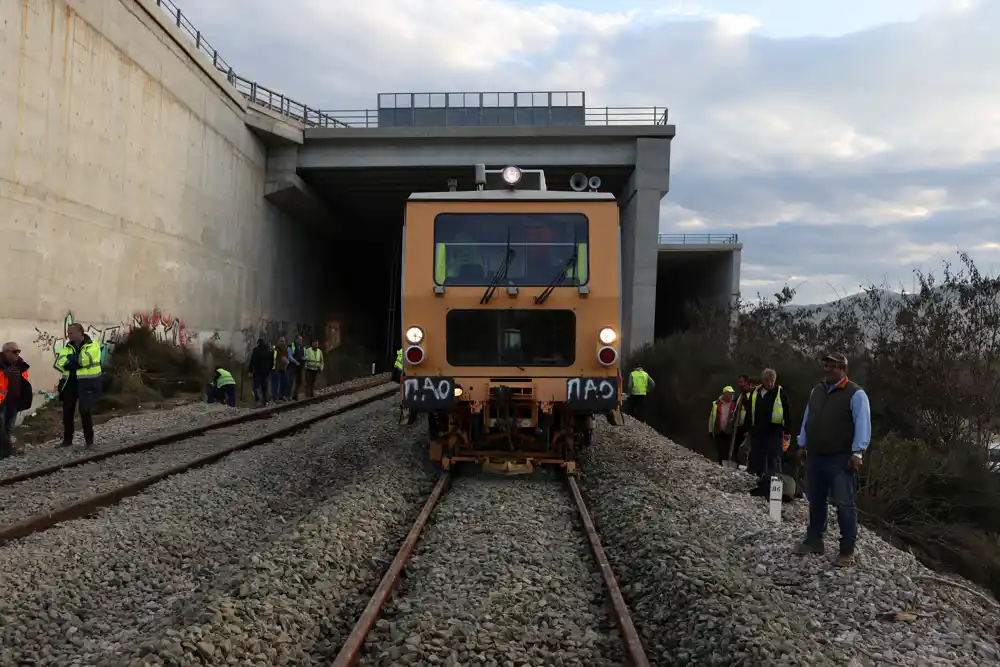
[
  {"x1": 0, "y1": 384, "x2": 398, "y2": 546},
  {"x1": 0, "y1": 377, "x2": 390, "y2": 487},
  {"x1": 330, "y1": 471, "x2": 650, "y2": 667},
  {"x1": 567, "y1": 475, "x2": 651, "y2": 667},
  {"x1": 331, "y1": 472, "x2": 452, "y2": 667}
]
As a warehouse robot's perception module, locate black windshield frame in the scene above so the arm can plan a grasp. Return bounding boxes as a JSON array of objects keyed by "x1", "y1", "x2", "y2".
[{"x1": 433, "y1": 212, "x2": 589, "y2": 287}]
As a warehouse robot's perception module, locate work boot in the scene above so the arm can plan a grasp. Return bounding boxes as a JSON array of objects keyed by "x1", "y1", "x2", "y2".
[
  {"x1": 57, "y1": 439, "x2": 72, "y2": 448},
  {"x1": 793, "y1": 540, "x2": 825, "y2": 556},
  {"x1": 834, "y1": 551, "x2": 857, "y2": 567}
]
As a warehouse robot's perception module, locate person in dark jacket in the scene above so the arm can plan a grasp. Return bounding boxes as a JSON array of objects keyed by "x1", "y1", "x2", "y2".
[
  {"x1": 746, "y1": 368, "x2": 791, "y2": 496},
  {"x1": 248, "y1": 338, "x2": 273, "y2": 407},
  {"x1": 1, "y1": 342, "x2": 32, "y2": 458},
  {"x1": 289, "y1": 334, "x2": 306, "y2": 400},
  {"x1": 793, "y1": 352, "x2": 871, "y2": 568}
]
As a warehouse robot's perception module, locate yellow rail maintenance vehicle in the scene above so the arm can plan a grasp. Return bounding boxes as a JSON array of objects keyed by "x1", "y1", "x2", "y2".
[{"x1": 399, "y1": 164, "x2": 624, "y2": 475}]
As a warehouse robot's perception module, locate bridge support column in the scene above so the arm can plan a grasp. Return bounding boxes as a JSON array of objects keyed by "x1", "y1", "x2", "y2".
[
  {"x1": 621, "y1": 138, "x2": 672, "y2": 359},
  {"x1": 265, "y1": 145, "x2": 342, "y2": 235}
]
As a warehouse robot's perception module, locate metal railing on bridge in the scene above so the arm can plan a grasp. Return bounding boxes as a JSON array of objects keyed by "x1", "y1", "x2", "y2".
[
  {"x1": 310, "y1": 107, "x2": 669, "y2": 128},
  {"x1": 313, "y1": 91, "x2": 668, "y2": 128},
  {"x1": 658, "y1": 233, "x2": 740, "y2": 245},
  {"x1": 152, "y1": 0, "x2": 349, "y2": 128}
]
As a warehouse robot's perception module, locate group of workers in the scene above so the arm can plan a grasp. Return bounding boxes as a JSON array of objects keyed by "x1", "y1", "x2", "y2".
[
  {"x1": 708, "y1": 353, "x2": 871, "y2": 567},
  {"x1": 0, "y1": 323, "x2": 102, "y2": 455},
  {"x1": 207, "y1": 335, "x2": 326, "y2": 408}
]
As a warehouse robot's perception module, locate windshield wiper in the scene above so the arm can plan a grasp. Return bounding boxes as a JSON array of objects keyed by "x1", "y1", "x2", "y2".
[
  {"x1": 533, "y1": 245, "x2": 578, "y2": 305},
  {"x1": 480, "y1": 228, "x2": 514, "y2": 304}
]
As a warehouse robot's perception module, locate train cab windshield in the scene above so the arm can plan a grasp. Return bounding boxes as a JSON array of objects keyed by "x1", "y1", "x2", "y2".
[{"x1": 433, "y1": 212, "x2": 589, "y2": 287}]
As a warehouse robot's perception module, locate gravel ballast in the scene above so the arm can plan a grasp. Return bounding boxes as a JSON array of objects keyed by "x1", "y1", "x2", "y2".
[
  {"x1": 1, "y1": 374, "x2": 387, "y2": 478},
  {"x1": 581, "y1": 417, "x2": 1000, "y2": 666},
  {"x1": 358, "y1": 474, "x2": 625, "y2": 667},
  {"x1": 0, "y1": 396, "x2": 435, "y2": 667},
  {"x1": 0, "y1": 382, "x2": 395, "y2": 526}
]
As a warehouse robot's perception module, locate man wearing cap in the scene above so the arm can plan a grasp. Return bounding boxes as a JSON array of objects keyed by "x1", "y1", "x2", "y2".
[
  {"x1": 709, "y1": 385, "x2": 743, "y2": 465},
  {"x1": 793, "y1": 352, "x2": 871, "y2": 567}
]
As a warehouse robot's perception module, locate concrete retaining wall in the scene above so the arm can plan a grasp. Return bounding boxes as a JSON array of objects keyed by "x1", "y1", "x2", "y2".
[{"x1": 0, "y1": 0, "x2": 324, "y2": 398}]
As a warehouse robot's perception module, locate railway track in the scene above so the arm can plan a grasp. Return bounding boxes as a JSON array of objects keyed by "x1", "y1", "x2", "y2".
[
  {"x1": 330, "y1": 471, "x2": 649, "y2": 667},
  {"x1": 0, "y1": 377, "x2": 396, "y2": 547}
]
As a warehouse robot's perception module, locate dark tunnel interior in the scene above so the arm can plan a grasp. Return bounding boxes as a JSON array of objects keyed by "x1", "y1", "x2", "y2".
[{"x1": 654, "y1": 251, "x2": 734, "y2": 340}]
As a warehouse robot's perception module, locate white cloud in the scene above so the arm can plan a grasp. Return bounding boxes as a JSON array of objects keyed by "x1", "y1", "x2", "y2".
[{"x1": 177, "y1": 0, "x2": 999, "y2": 304}]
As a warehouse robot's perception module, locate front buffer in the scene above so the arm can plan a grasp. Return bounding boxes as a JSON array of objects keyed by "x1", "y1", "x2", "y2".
[{"x1": 401, "y1": 375, "x2": 623, "y2": 475}]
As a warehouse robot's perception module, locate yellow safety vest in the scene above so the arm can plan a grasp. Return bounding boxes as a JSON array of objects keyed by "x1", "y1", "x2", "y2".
[
  {"x1": 750, "y1": 386, "x2": 784, "y2": 426},
  {"x1": 54, "y1": 340, "x2": 103, "y2": 379},
  {"x1": 434, "y1": 241, "x2": 486, "y2": 282},
  {"x1": 394, "y1": 349, "x2": 403, "y2": 370},
  {"x1": 630, "y1": 370, "x2": 649, "y2": 395},
  {"x1": 709, "y1": 399, "x2": 742, "y2": 434},
  {"x1": 563, "y1": 243, "x2": 590, "y2": 282},
  {"x1": 305, "y1": 348, "x2": 323, "y2": 370},
  {"x1": 215, "y1": 369, "x2": 235, "y2": 388}
]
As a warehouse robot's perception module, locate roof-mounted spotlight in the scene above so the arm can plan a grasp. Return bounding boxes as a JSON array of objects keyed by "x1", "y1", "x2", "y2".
[{"x1": 501, "y1": 166, "x2": 522, "y2": 188}]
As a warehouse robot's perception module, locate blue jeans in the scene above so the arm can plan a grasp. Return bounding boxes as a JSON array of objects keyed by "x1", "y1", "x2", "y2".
[
  {"x1": 206, "y1": 384, "x2": 236, "y2": 407},
  {"x1": 271, "y1": 370, "x2": 289, "y2": 401},
  {"x1": 251, "y1": 373, "x2": 269, "y2": 403},
  {"x1": 805, "y1": 453, "x2": 858, "y2": 553}
]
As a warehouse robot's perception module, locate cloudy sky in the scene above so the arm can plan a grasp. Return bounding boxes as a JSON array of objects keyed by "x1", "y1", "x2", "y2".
[{"x1": 178, "y1": 0, "x2": 998, "y2": 304}]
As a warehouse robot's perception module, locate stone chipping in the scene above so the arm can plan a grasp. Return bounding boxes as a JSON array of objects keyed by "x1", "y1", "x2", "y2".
[
  {"x1": 358, "y1": 473, "x2": 625, "y2": 667},
  {"x1": 1, "y1": 374, "x2": 387, "y2": 478},
  {"x1": 580, "y1": 416, "x2": 1000, "y2": 667},
  {"x1": 0, "y1": 396, "x2": 434, "y2": 667},
  {"x1": 0, "y1": 382, "x2": 395, "y2": 526}
]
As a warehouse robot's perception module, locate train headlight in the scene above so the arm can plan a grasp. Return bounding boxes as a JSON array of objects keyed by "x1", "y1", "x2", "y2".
[
  {"x1": 454, "y1": 386, "x2": 463, "y2": 397},
  {"x1": 405, "y1": 326, "x2": 424, "y2": 344},
  {"x1": 599, "y1": 327, "x2": 617, "y2": 345},
  {"x1": 501, "y1": 166, "x2": 522, "y2": 186}
]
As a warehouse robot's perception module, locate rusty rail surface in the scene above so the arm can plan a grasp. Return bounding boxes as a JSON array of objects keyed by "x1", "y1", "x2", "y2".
[
  {"x1": 331, "y1": 472, "x2": 452, "y2": 667},
  {"x1": 330, "y1": 472, "x2": 650, "y2": 667},
  {"x1": 567, "y1": 475, "x2": 651, "y2": 667},
  {"x1": 0, "y1": 377, "x2": 390, "y2": 488},
  {"x1": 0, "y1": 383, "x2": 398, "y2": 547}
]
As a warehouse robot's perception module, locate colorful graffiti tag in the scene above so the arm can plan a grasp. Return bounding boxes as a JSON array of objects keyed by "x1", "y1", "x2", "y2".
[
  {"x1": 33, "y1": 310, "x2": 190, "y2": 359},
  {"x1": 240, "y1": 318, "x2": 317, "y2": 357}
]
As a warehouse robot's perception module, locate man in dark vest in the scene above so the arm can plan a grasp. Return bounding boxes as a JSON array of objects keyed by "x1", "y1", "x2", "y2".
[{"x1": 793, "y1": 352, "x2": 871, "y2": 567}]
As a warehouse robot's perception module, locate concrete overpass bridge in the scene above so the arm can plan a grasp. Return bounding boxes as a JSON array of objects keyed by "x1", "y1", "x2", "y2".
[{"x1": 2, "y1": 0, "x2": 741, "y2": 388}]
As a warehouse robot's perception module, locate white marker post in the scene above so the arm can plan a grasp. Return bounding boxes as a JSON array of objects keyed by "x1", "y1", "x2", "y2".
[
  {"x1": 371, "y1": 362, "x2": 376, "y2": 376},
  {"x1": 768, "y1": 475, "x2": 783, "y2": 522}
]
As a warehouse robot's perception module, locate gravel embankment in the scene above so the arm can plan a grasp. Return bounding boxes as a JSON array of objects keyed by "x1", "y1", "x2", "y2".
[
  {"x1": 0, "y1": 396, "x2": 435, "y2": 667},
  {"x1": 0, "y1": 382, "x2": 396, "y2": 526},
  {"x1": 1, "y1": 374, "x2": 388, "y2": 477},
  {"x1": 581, "y1": 417, "x2": 1000, "y2": 667},
  {"x1": 358, "y1": 474, "x2": 625, "y2": 667}
]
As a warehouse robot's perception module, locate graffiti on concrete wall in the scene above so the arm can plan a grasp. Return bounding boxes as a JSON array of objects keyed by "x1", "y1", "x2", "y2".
[
  {"x1": 239, "y1": 318, "x2": 316, "y2": 357},
  {"x1": 33, "y1": 309, "x2": 190, "y2": 359},
  {"x1": 325, "y1": 320, "x2": 341, "y2": 351}
]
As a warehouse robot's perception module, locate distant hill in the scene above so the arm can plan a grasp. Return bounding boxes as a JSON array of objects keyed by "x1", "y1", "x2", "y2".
[{"x1": 782, "y1": 288, "x2": 908, "y2": 323}]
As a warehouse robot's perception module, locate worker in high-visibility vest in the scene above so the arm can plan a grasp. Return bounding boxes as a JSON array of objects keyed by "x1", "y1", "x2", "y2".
[
  {"x1": 54, "y1": 323, "x2": 103, "y2": 448},
  {"x1": 303, "y1": 341, "x2": 325, "y2": 397},
  {"x1": 0, "y1": 341, "x2": 32, "y2": 458},
  {"x1": 746, "y1": 368, "x2": 791, "y2": 497},
  {"x1": 626, "y1": 363, "x2": 656, "y2": 423},
  {"x1": 392, "y1": 348, "x2": 403, "y2": 384},
  {"x1": 435, "y1": 232, "x2": 486, "y2": 284},
  {"x1": 709, "y1": 386, "x2": 743, "y2": 465},
  {"x1": 206, "y1": 368, "x2": 237, "y2": 407}
]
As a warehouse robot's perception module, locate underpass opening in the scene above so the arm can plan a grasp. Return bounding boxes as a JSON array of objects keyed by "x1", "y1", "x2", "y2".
[
  {"x1": 303, "y1": 165, "x2": 637, "y2": 369},
  {"x1": 655, "y1": 247, "x2": 739, "y2": 339}
]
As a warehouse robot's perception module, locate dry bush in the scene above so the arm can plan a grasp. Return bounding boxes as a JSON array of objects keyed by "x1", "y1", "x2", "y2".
[{"x1": 636, "y1": 251, "x2": 1000, "y2": 599}]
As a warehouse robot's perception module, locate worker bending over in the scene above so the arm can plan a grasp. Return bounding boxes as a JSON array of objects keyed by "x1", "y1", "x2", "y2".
[
  {"x1": 206, "y1": 368, "x2": 237, "y2": 407},
  {"x1": 627, "y1": 363, "x2": 655, "y2": 423}
]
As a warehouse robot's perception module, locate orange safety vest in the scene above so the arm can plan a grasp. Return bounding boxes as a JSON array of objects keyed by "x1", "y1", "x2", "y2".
[{"x1": 0, "y1": 369, "x2": 29, "y2": 406}]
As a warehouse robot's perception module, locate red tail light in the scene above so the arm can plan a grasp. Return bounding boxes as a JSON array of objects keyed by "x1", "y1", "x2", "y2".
[
  {"x1": 405, "y1": 345, "x2": 425, "y2": 365},
  {"x1": 598, "y1": 346, "x2": 617, "y2": 366}
]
